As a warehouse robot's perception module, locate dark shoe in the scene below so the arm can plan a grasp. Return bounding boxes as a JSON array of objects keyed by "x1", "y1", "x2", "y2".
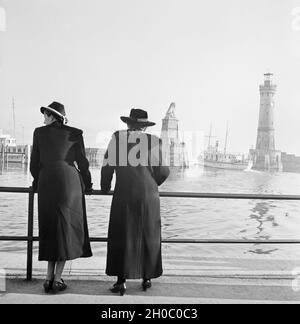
[
  {"x1": 43, "y1": 280, "x2": 53, "y2": 293},
  {"x1": 142, "y1": 279, "x2": 151, "y2": 291},
  {"x1": 110, "y1": 282, "x2": 126, "y2": 296},
  {"x1": 52, "y1": 279, "x2": 67, "y2": 294}
]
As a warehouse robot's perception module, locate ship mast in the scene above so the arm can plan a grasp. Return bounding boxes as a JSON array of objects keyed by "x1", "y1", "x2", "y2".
[
  {"x1": 12, "y1": 97, "x2": 16, "y2": 139},
  {"x1": 224, "y1": 122, "x2": 229, "y2": 155},
  {"x1": 208, "y1": 123, "x2": 212, "y2": 148},
  {"x1": 205, "y1": 123, "x2": 216, "y2": 151}
]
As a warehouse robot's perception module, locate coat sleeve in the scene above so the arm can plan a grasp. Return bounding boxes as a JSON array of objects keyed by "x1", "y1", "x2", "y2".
[
  {"x1": 30, "y1": 128, "x2": 40, "y2": 190},
  {"x1": 150, "y1": 137, "x2": 170, "y2": 186},
  {"x1": 100, "y1": 135, "x2": 116, "y2": 193},
  {"x1": 75, "y1": 131, "x2": 93, "y2": 190}
]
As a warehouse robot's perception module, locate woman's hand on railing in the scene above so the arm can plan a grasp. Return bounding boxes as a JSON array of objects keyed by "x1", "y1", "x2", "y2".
[
  {"x1": 85, "y1": 187, "x2": 93, "y2": 195},
  {"x1": 31, "y1": 181, "x2": 38, "y2": 193},
  {"x1": 100, "y1": 186, "x2": 111, "y2": 195}
]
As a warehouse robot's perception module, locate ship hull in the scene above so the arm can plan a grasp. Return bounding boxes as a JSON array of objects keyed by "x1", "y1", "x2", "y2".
[{"x1": 200, "y1": 160, "x2": 248, "y2": 171}]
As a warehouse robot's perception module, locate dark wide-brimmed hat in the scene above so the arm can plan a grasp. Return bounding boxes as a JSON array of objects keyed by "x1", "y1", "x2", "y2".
[
  {"x1": 40, "y1": 101, "x2": 66, "y2": 118},
  {"x1": 120, "y1": 109, "x2": 156, "y2": 127}
]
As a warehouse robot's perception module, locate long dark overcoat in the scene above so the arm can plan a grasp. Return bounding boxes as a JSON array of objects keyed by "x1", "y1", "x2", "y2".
[
  {"x1": 30, "y1": 121, "x2": 92, "y2": 261},
  {"x1": 101, "y1": 130, "x2": 170, "y2": 279}
]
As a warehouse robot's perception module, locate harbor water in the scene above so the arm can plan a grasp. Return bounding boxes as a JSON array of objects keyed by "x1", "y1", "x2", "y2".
[{"x1": 1, "y1": 163, "x2": 300, "y2": 276}]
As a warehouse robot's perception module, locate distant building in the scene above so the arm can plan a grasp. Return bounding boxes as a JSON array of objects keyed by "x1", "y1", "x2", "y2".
[
  {"x1": 161, "y1": 103, "x2": 188, "y2": 168},
  {"x1": 85, "y1": 148, "x2": 106, "y2": 167},
  {"x1": 0, "y1": 129, "x2": 16, "y2": 146},
  {"x1": 0, "y1": 129, "x2": 30, "y2": 164},
  {"x1": 5, "y1": 145, "x2": 31, "y2": 163},
  {"x1": 281, "y1": 152, "x2": 300, "y2": 173},
  {"x1": 251, "y1": 73, "x2": 282, "y2": 172}
]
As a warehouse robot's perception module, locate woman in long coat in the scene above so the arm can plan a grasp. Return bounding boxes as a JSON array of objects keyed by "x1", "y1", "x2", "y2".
[
  {"x1": 30, "y1": 101, "x2": 92, "y2": 293},
  {"x1": 101, "y1": 108, "x2": 170, "y2": 295}
]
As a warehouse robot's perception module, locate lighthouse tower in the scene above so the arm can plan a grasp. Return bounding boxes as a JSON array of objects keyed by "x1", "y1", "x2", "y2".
[{"x1": 252, "y1": 73, "x2": 282, "y2": 171}]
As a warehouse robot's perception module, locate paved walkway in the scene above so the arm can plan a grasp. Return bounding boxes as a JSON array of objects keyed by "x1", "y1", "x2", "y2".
[{"x1": 1, "y1": 275, "x2": 300, "y2": 304}]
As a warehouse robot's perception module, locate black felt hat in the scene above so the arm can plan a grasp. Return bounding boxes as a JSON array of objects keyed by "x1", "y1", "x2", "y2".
[
  {"x1": 40, "y1": 101, "x2": 66, "y2": 118},
  {"x1": 120, "y1": 109, "x2": 155, "y2": 127}
]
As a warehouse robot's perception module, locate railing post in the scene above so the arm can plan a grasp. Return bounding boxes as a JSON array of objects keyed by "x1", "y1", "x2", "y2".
[{"x1": 26, "y1": 188, "x2": 34, "y2": 281}]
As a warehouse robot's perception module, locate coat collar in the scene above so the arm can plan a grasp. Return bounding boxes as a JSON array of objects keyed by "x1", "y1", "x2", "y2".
[{"x1": 47, "y1": 121, "x2": 64, "y2": 128}]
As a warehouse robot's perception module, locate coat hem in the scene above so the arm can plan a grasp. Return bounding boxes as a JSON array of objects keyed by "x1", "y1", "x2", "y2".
[
  {"x1": 105, "y1": 271, "x2": 163, "y2": 280},
  {"x1": 38, "y1": 252, "x2": 92, "y2": 262}
]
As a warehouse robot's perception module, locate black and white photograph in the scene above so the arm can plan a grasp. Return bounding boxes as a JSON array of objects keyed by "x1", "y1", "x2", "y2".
[{"x1": 1, "y1": 0, "x2": 300, "y2": 309}]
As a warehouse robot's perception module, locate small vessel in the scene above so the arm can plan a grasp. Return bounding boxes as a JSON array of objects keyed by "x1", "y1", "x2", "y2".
[{"x1": 198, "y1": 124, "x2": 250, "y2": 171}]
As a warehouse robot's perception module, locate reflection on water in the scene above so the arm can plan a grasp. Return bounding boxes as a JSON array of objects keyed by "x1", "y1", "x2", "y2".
[
  {"x1": 250, "y1": 202, "x2": 278, "y2": 237},
  {"x1": 1, "y1": 164, "x2": 300, "y2": 259},
  {"x1": 247, "y1": 201, "x2": 279, "y2": 255}
]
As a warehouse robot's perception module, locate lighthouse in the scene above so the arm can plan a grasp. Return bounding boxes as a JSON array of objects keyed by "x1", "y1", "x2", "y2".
[{"x1": 252, "y1": 73, "x2": 282, "y2": 171}]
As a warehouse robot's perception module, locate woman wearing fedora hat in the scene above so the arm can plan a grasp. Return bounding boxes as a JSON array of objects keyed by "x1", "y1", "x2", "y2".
[
  {"x1": 30, "y1": 101, "x2": 93, "y2": 294},
  {"x1": 101, "y1": 108, "x2": 170, "y2": 295}
]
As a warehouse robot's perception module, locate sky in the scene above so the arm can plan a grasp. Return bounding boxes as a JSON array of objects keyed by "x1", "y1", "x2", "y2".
[{"x1": 0, "y1": 0, "x2": 300, "y2": 155}]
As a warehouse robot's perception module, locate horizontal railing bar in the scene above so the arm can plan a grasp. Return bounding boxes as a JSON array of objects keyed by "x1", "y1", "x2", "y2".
[
  {"x1": 0, "y1": 236, "x2": 34, "y2": 241},
  {"x1": 157, "y1": 192, "x2": 300, "y2": 200},
  {"x1": 0, "y1": 187, "x2": 32, "y2": 193},
  {"x1": 160, "y1": 239, "x2": 300, "y2": 244},
  {"x1": 1, "y1": 187, "x2": 300, "y2": 200},
  {"x1": 90, "y1": 238, "x2": 300, "y2": 244},
  {"x1": 1, "y1": 236, "x2": 300, "y2": 244}
]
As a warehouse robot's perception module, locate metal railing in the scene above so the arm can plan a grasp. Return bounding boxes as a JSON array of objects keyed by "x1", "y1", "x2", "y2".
[{"x1": 1, "y1": 186, "x2": 300, "y2": 281}]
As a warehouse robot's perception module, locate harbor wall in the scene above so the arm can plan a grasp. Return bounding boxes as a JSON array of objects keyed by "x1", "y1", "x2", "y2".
[{"x1": 281, "y1": 152, "x2": 300, "y2": 173}]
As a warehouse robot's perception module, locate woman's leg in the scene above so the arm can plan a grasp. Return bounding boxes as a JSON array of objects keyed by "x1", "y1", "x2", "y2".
[
  {"x1": 43, "y1": 261, "x2": 55, "y2": 292},
  {"x1": 110, "y1": 275, "x2": 126, "y2": 295},
  {"x1": 142, "y1": 277, "x2": 151, "y2": 291},
  {"x1": 52, "y1": 261, "x2": 67, "y2": 293},
  {"x1": 117, "y1": 275, "x2": 126, "y2": 284},
  {"x1": 46, "y1": 261, "x2": 55, "y2": 281},
  {"x1": 54, "y1": 261, "x2": 66, "y2": 282}
]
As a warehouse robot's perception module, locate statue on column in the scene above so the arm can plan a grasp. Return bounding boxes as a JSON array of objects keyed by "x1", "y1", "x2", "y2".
[{"x1": 165, "y1": 102, "x2": 176, "y2": 118}]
